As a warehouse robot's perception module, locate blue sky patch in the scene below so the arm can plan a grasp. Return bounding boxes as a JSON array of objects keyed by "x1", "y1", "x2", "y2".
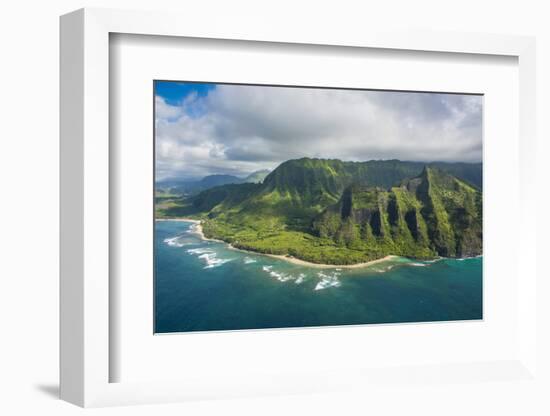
[{"x1": 154, "y1": 81, "x2": 216, "y2": 106}]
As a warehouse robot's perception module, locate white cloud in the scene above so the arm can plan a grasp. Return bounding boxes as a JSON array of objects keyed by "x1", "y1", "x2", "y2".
[
  {"x1": 155, "y1": 85, "x2": 482, "y2": 180},
  {"x1": 155, "y1": 96, "x2": 182, "y2": 120}
]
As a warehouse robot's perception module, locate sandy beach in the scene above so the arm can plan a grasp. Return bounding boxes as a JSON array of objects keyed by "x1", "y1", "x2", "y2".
[
  {"x1": 192, "y1": 223, "x2": 221, "y2": 243},
  {"x1": 171, "y1": 219, "x2": 224, "y2": 243},
  {"x1": 262, "y1": 254, "x2": 398, "y2": 269},
  {"x1": 156, "y1": 217, "x2": 218, "y2": 241}
]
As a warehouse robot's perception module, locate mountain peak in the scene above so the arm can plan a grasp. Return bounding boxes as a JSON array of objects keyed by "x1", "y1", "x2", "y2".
[{"x1": 243, "y1": 169, "x2": 271, "y2": 184}]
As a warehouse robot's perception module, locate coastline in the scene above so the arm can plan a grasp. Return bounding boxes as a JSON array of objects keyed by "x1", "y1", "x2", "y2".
[
  {"x1": 174, "y1": 218, "x2": 225, "y2": 243},
  {"x1": 262, "y1": 253, "x2": 399, "y2": 269},
  {"x1": 158, "y1": 217, "x2": 399, "y2": 269}
]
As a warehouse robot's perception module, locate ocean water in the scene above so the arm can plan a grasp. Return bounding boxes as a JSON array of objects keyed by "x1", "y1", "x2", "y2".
[{"x1": 155, "y1": 220, "x2": 482, "y2": 333}]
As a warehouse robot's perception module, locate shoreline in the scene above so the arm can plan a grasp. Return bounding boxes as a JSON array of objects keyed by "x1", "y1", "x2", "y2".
[
  {"x1": 262, "y1": 253, "x2": 399, "y2": 269},
  {"x1": 176, "y1": 219, "x2": 226, "y2": 243},
  {"x1": 158, "y1": 218, "x2": 400, "y2": 269}
]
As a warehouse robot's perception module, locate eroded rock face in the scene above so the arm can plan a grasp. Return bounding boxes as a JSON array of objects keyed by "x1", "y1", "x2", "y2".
[{"x1": 312, "y1": 167, "x2": 482, "y2": 259}]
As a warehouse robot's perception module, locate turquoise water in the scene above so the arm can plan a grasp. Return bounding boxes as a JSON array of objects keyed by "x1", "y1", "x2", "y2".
[{"x1": 155, "y1": 220, "x2": 482, "y2": 333}]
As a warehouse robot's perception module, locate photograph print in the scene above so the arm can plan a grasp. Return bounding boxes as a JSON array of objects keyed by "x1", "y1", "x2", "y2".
[{"x1": 154, "y1": 81, "x2": 483, "y2": 333}]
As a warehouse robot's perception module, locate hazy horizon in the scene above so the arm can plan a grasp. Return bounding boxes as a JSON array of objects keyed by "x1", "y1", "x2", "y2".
[{"x1": 156, "y1": 157, "x2": 483, "y2": 183}]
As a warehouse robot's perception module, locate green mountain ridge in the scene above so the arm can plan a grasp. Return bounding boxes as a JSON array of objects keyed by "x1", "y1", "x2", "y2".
[
  {"x1": 312, "y1": 167, "x2": 482, "y2": 259},
  {"x1": 156, "y1": 158, "x2": 482, "y2": 265}
]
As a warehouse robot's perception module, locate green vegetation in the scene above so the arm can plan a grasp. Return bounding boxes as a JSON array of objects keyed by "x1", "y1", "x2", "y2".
[{"x1": 156, "y1": 158, "x2": 482, "y2": 264}]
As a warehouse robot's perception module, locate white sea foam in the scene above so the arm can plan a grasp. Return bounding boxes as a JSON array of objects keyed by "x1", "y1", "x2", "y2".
[
  {"x1": 187, "y1": 247, "x2": 231, "y2": 268},
  {"x1": 187, "y1": 248, "x2": 214, "y2": 255},
  {"x1": 265, "y1": 268, "x2": 291, "y2": 282},
  {"x1": 203, "y1": 257, "x2": 232, "y2": 269},
  {"x1": 261, "y1": 265, "x2": 305, "y2": 283},
  {"x1": 270, "y1": 270, "x2": 294, "y2": 282},
  {"x1": 186, "y1": 224, "x2": 201, "y2": 235},
  {"x1": 409, "y1": 262, "x2": 428, "y2": 267},
  {"x1": 243, "y1": 257, "x2": 257, "y2": 264},
  {"x1": 314, "y1": 271, "x2": 341, "y2": 290},
  {"x1": 371, "y1": 264, "x2": 395, "y2": 273},
  {"x1": 200, "y1": 252, "x2": 232, "y2": 269},
  {"x1": 457, "y1": 255, "x2": 482, "y2": 261},
  {"x1": 164, "y1": 236, "x2": 188, "y2": 247},
  {"x1": 295, "y1": 273, "x2": 307, "y2": 284}
]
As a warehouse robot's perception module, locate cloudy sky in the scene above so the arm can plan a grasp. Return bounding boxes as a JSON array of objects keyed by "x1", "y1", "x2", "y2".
[{"x1": 155, "y1": 81, "x2": 482, "y2": 181}]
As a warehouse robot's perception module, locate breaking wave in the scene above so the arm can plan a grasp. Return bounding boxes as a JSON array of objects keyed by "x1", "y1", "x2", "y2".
[
  {"x1": 269, "y1": 270, "x2": 294, "y2": 282},
  {"x1": 164, "y1": 235, "x2": 190, "y2": 247},
  {"x1": 261, "y1": 266, "x2": 307, "y2": 284},
  {"x1": 260, "y1": 264, "x2": 342, "y2": 289},
  {"x1": 295, "y1": 273, "x2": 307, "y2": 285},
  {"x1": 457, "y1": 255, "x2": 482, "y2": 261},
  {"x1": 422, "y1": 258, "x2": 442, "y2": 264},
  {"x1": 187, "y1": 247, "x2": 232, "y2": 269},
  {"x1": 370, "y1": 264, "x2": 395, "y2": 273},
  {"x1": 314, "y1": 271, "x2": 341, "y2": 290},
  {"x1": 187, "y1": 248, "x2": 213, "y2": 255}
]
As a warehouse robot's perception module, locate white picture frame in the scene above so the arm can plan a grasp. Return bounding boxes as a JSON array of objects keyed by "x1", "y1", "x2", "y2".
[{"x1": 60, "y1": 7, "x2": 538, "y2": 407}]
